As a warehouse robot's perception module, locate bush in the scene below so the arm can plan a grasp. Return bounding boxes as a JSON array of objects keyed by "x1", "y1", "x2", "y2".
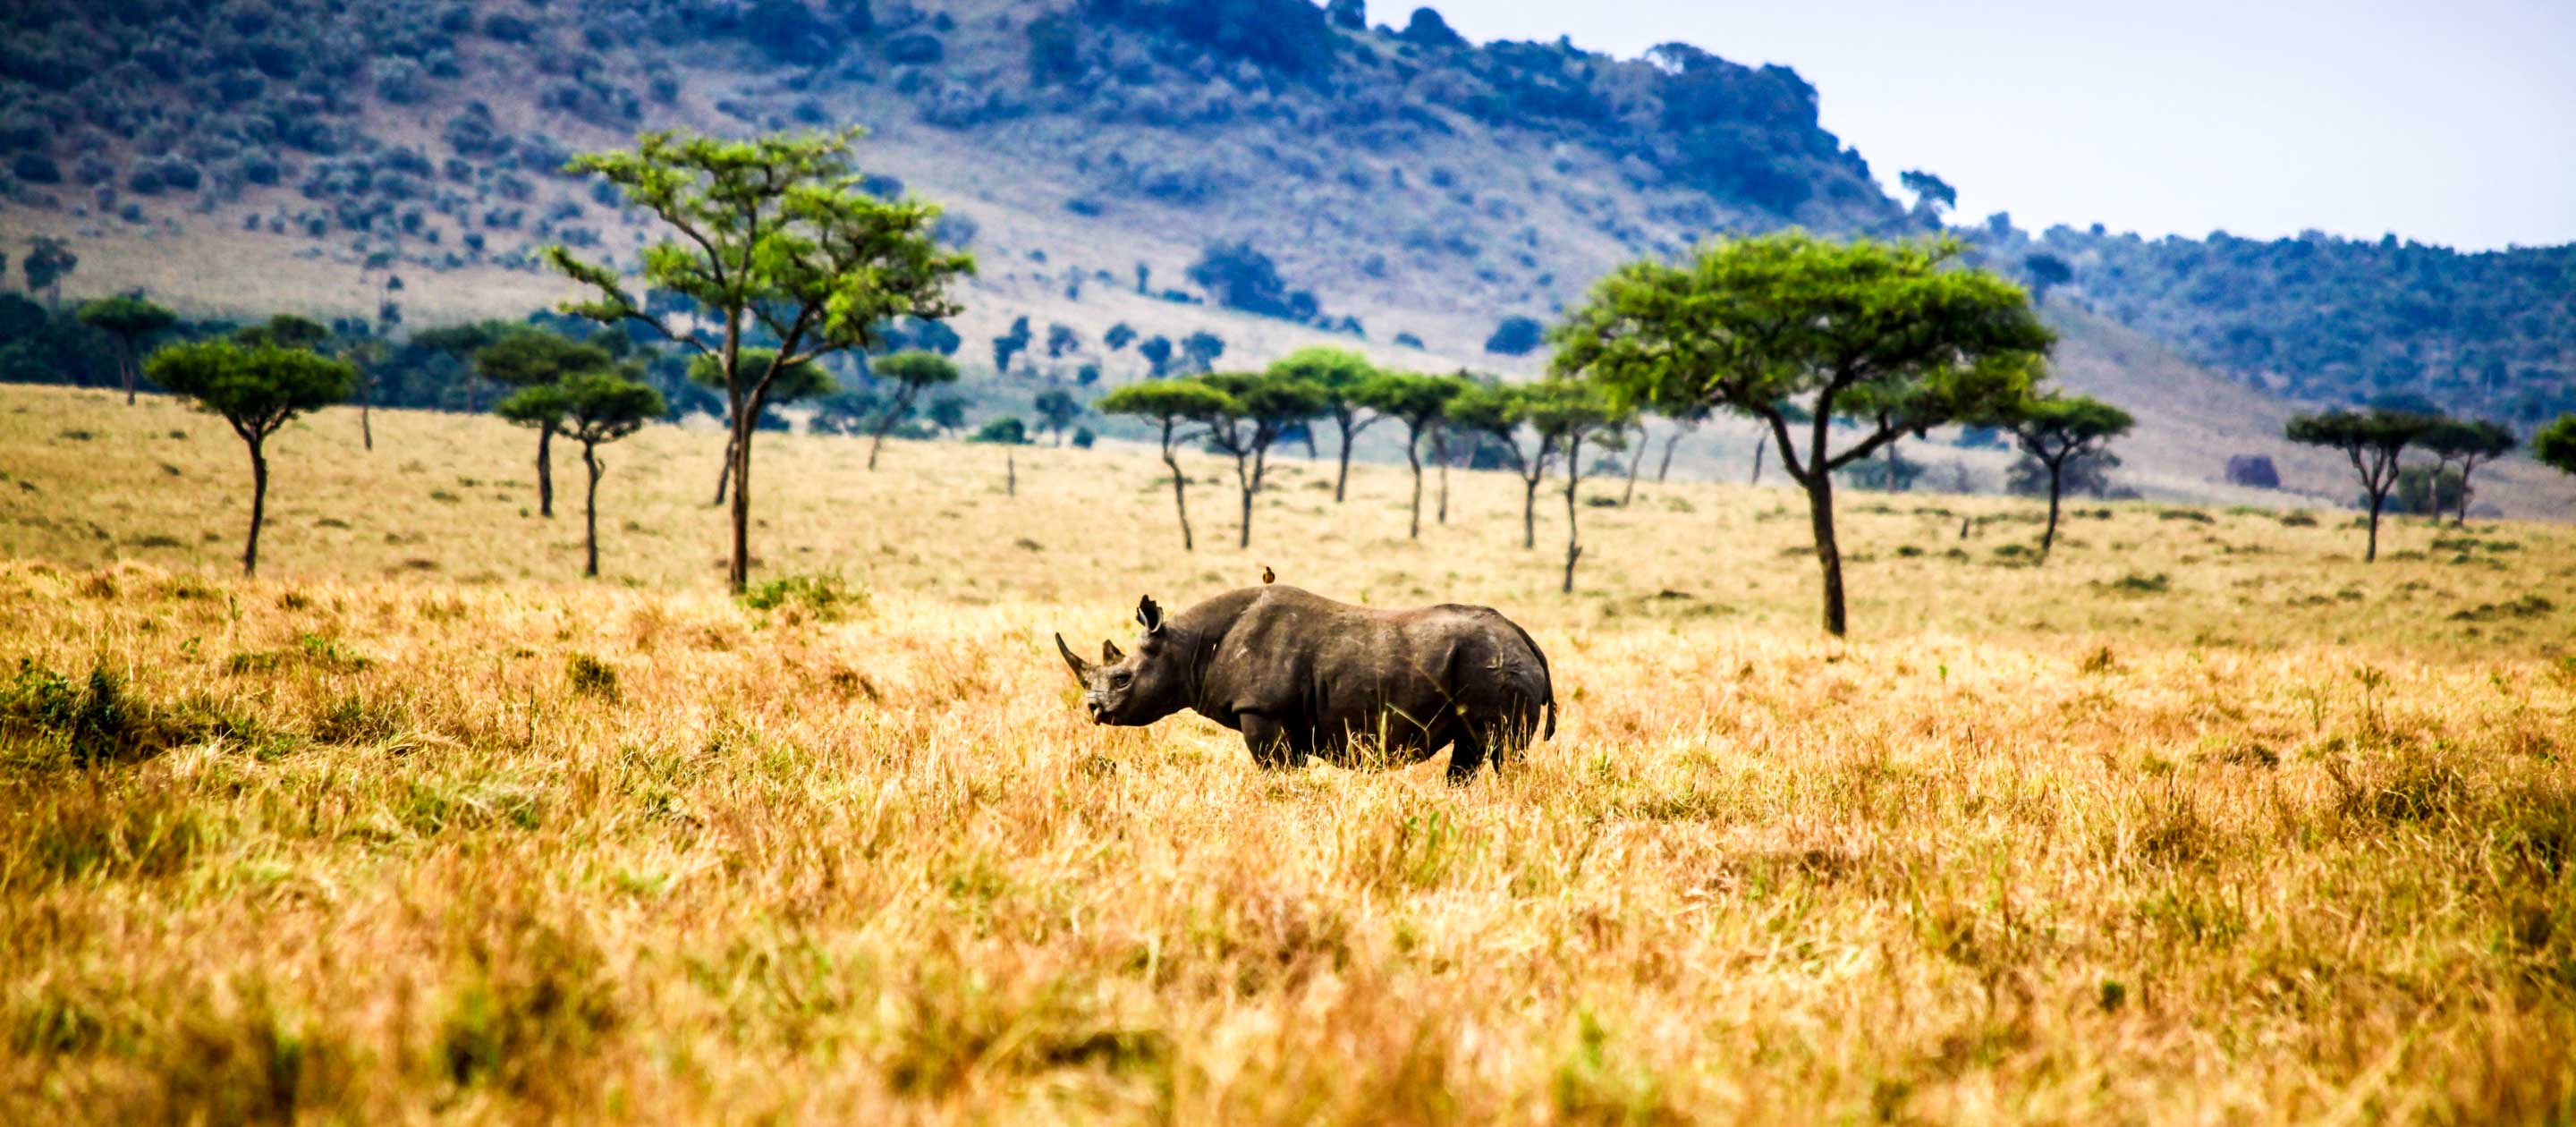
[
  {"x1": 886, "y1": 32, "x2": 944, "y2": 65},
  {"x1": 970, "y1": 417, "x2": 1030, "y2": 445},
  {"x1": 11, "y1": 152, "x2": 61, "y2": 184},
  {"x1": 1484, "y1": 314, "x2": 1545, "y2": 355},
  {"x1": 738, "y1": 572, "x2": 867, "y2": 622},
  {"x1": 1187, "y1": 240, "x2": 1298, "y2": 318}
]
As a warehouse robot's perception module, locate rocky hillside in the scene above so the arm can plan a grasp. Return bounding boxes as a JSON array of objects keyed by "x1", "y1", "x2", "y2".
[{"x1": 0, "y1": 0, "x2": 2570, "y2": 513}]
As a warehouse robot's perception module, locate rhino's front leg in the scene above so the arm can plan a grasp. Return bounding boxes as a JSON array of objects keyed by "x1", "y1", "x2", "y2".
[{"x1": 1239, "y1": 711, "x2": 1297, "y2": 770}]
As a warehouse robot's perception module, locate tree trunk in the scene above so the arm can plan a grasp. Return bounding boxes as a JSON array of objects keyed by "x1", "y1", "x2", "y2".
[
  {"x1": 243, "y1": 438, "x2": 268, "y2": 577},
  {"x1": 360, "y1": 385, "x2": 373, "y2": 452},
  {"x1": 1657, "y1": 431, "x2": 1683, "y2": 483},
  {"x1": 713, "y1": 430, "x2": 736, "y2": 505},
  {"x1": 867, "y1": 388, "x2": 912, "y2": 470},
  {"x1": 122, "y1": 341, "x2": 137, "y2": 405},
  {"x1": 2364, "y1": 489, "x2": 2385, "y2": 564},
  {"x1": 1884, "y1": 439, "x2": 1901, "y2": 493},
  {"x1": 1806, "y1": 474, "x2": 1847, "y2": 636},
  {"x1": 583, "y1": 442, "x2": 603, "y2": 578},
  {"x1": 1007, "y1": 450, "x2": 1017, "y2": 496},
  {"x1": 1521, "y1": 472, "x2": 1538, "y2": 549},
  {"x1": 535, "y1": 423, "x2": 556, "y2": 518},
  {"x1": 1562, "y1": 451, "x2": 1583, "y2": 593},
  {"x1": 2040, "y1": 457, "x2": 2064, "y2": 560},
  {"x1": 1620, "y1": 428, "x2": 1646, "y2": 505},
  {"x1": 1433, "y1": 433, "x2": 1451, "y2": 525},
  {"x1": 1333, "y1": 419, "x2": 1354, "y2": 503},
  {"x1": 1164, "y1": 434, "x2": 1194, "y2": 551},
  {"x1": 2454, "y1": 462, "x2": 2474, "y2": 525},
  {"x1": 1405, "y1": 433, "x2": 1424, "y2": 540},
  {"x1": 1750, "y1": 433, "x2": 1767, "y2": 486},
  {"x1": 727, "y1": 417, "x2": 755, "y2": 592}
]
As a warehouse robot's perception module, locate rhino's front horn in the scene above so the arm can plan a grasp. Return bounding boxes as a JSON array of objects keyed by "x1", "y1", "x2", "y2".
[{"x1": 1055, "y1": 632, "x2": 1091, "y2": 679}]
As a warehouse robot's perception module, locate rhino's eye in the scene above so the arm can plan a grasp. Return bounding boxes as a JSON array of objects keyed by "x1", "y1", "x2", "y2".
[{"x1": 1111, "y1": 673, "x2": 1131, "y2": 689}]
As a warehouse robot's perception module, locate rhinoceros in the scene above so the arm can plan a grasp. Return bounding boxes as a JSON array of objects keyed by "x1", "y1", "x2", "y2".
[{"x1": 1054, "y1": 585, "x2": 1555, "y2": 782}]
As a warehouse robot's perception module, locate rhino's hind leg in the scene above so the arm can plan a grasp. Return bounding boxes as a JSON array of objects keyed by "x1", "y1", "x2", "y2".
[{"x1": 1445, "y1": 731, "x2": 1488, "y2": 785}]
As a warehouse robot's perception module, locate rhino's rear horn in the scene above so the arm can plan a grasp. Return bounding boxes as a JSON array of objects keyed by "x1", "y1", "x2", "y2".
[
  {"x1": 1055, "y1": 632, "x2": 1091, "y2": 679},
  {"x1": 1137, "y1": 595, "x2": 1165, "y2": 634}
]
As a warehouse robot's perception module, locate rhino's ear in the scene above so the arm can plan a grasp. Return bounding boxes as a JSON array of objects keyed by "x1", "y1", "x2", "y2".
[
  {"x1": 1102, "y1": 639, "x2": 1125, "y2": 664},
  {"x1": 1137, "y1": 595, "x2": 1165, "y2": 635},
  {"x1": 1055, "y1": 632, "x2": 1092, "y2": 680}
]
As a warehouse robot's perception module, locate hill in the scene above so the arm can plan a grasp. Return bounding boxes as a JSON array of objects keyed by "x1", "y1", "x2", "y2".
[
  {"x1": 4, "y1": 381, "x2": 2576, "y2": 1121},
  {"x1": 0, "y1": 0, "x2": 2570, "y2": 515}
]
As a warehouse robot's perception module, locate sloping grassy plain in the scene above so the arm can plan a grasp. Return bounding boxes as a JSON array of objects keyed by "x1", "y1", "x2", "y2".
[{"x1": 2, "y1": 383, "x2": 2572, "y2": 1123}]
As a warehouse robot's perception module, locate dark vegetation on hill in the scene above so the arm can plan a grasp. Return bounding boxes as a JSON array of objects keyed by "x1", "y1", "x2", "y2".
[{"x1": 0, "y1": 0, "x2": 2568, "y2": 428}]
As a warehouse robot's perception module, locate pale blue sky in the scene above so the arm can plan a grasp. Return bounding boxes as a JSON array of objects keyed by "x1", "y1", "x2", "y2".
[{"x1": 1420, "y1": 0, "x2": 2576, "y2": 250}]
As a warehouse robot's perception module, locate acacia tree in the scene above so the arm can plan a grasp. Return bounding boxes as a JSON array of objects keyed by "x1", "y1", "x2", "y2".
[
  {"x1": 1982, "y1": 394, "x2": 2132, "y2": 560},
  {"x1": 2285, "y1": 407, "x2": 2439, "y2": 562},
  {"x1": 558, "y1": 370, "x2": 666, "y2": 577},
  {"x1": 866, "y1": 350, "x2": 959, "y2": 469},
  {"x1": 1522, "y1": 380, "x2": 1629, "y2": 592},
  {"x1": 547, "y1": 128, "x2": 974, "y2": 592},
  {"x1": 478, "y1": 330, "x2": 612, "y2": 519},
  {"x1": 692, "y1": 348, "x2": 831, "y2": 504},
  {"x1": 1352, "y1": 370, "x2": 1465, "y2": 538},
  {"x1": 1271, "y1": 347, "x2": 1380, "y2": 503},
  {"x1": 1555, "y1": 233, "x2": 2050, "y2": 636},
  {"x1": 22, "y1": 237, "x2": 75, "y2": 309},
  {"x1": 2533, "y1": 414, "x2": 2576, "y2": 484},
  {"x1": 1197, "y1": 371, "x2": 1326, "y2": 548},
  {"x1": 1099, "y1": 379, "x2": 1232, "y2": 549},
  {"x1": 1033, "y1": 386, "x2": 1084, "y2": 445},
  {"x1": 75, "y1": 294, "x2": 177, "y2": 405},
  {"x1": 2416, "y1": 418, "x2": 2517, "y2": 524},
  {"x1": 1445, "y1": 380, "x2": 1560, "y2": 549},
  {"x1": 143, "y1": 341, "x2": 355, "y2": 576}
]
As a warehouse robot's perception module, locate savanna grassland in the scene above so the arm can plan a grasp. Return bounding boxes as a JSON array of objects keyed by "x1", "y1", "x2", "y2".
[{"x1": 3, "y1": 381, "x2": 2574, "y2": 1123}]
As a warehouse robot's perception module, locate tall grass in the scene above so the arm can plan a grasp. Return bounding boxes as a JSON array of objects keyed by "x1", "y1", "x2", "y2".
[{"x1": 1, "y1": 385, "x2": 2572, "y2": 1122}]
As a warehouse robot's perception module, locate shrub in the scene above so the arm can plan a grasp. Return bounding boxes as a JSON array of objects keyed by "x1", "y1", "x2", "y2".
[
  {"x1": 970, "y1": 417, "x2": 1030, "y2": 445},
  {"x1": 738, "y1": 572, "x2": 867, "y2": 622},
  {"x1": 1484, "y1": 314, "x2": 1546, "y2": 355},
  {"x1": 11, "y1": 153, "x2": 61, "y2": 184},
  {"x1": 564, "y1": 653, "x2": 620, "y2": 699}
]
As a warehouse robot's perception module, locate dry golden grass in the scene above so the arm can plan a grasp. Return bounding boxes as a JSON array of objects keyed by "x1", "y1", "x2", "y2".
[{"x1": 3, "y1": 382, "x2": 2573, "y2": 1123}]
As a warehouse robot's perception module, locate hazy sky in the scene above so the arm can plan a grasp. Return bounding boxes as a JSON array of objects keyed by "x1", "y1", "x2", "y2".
[{"x1": 1420, "y1": 0, "x2": 2576, "y2": 250}]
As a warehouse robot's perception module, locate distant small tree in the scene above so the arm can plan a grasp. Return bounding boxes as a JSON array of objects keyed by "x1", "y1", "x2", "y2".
[
  {"x1": 2392, "y1": 463, "x2": 2464, "y2": 519},
  {"x1": 1899, "y1": 170, "x2": 1955, "y2": 220},
  {"x1": 1270, "y1": 346, "x2": 1381, "y2": 503},
  {"x1": 2416, "y1": 417, "x2": 2516, "y2": 524},
  {"x1": 1100, "y1": 379, "x2": 1233, "y2": 549},
  {"x1": 1445, "y1": 380, "x2": 1558, "y2": 548},
  {"x1": 1181, "y1": 330, "x2": 1225, "y2": 373},
  {"x1": 557, "y1": 370, "x2": 665, "y2": 577},
  {"x1": 1982, "y1": 393, "x2": 2133, "y2": 559},
  {"x1": 1033, "y1": 386, "x2": 1084, "y2": 445},
  {"x1": 970, "y1": 417, "x2": 1030, "y2": 445},
  {"x1": 994, "y1": 316, "x2": 1032, "y2": 374},
  {"x1": 22, "y1": 236, "x2": 75, "y2": 309},
  {"x1": 1045, "y1": 322, "x2": 1080, "y2": 360},
  {"x1": 1522, "y1": 380, "x2": 1629, "y2": 591},
  {"x1": 1326, "y1": 0, "x2": 1366, "y2": 30},
  {"x1": 2532, "y1": 415, "x2": 2576, "y2": 484},
  {"x1": 1352, "y1": 370, "x2": 1466, "y2": 538},
  {"x1": 1198, "y1": 371, "x2": 1326, "y2": 548},
  {"x1": 2023, "y1": 254, "x2": 2073, "y2": 306},
  {"x1": 1105, "y1": 322, "x2": 1136, "y2": 352},
  {"x1": 2284, "y1": 407, "x2": 2439, "y2": 562},
  {"x1": 1187, "y1": 241, "x2": 1292, "y2": 317},
  {"x1": 1484, "y1": 314, "x2": 1545, "y2": 356},
  {"x1": 927, "y1": 394, "x2": 969, "y2": 438},
  {"x1": 867, "y1": 350, "x2": 961, "y2": 469},
  {"x1": 144, "y1": 340, "x2": 356, "y2": 576},
  {"x1": 691, "y1": 349, "x2": 831, "y2": 502},
  {"x1": 479, "y1": 330, "x2": 614, "y2": 519},
  {"x1": 75, "y1": 294, "x2": 177, "y2": 405},
  {"x1": 234, "y1": 315, "x2": 331, "y2": 351},
  {"x1": 1139, "y1": 335, "x2": 1174, "y2": 376}
]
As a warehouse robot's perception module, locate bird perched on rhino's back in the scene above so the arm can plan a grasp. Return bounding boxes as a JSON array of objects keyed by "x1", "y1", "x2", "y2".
[{"x1": 1054, "y1": 586, "x2": 1555, "y2": 783}]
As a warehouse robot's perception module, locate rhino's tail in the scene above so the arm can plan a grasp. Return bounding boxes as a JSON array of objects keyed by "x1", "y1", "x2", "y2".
[{"x1": 1504, "y1": 618, "x2": 1556, "y2": 741}]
